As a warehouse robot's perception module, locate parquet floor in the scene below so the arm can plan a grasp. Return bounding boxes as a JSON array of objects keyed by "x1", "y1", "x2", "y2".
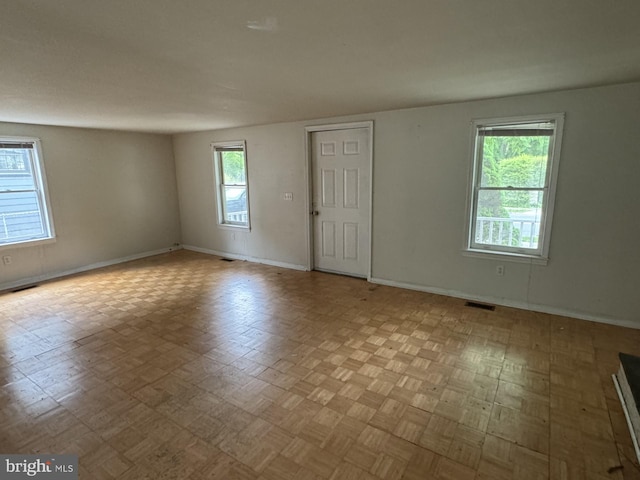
[{"x1": 1, "y1": 250, "x2": 639, "y2": 479}]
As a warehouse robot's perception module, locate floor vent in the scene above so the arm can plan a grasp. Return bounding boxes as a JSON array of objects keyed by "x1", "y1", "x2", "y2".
[
  {"x1": 12, "y1": 284, "x2": 38, "y2": 293},
  {"x1": 464, "y1": 301, "x2": 495, "y2": 311},
  {"x1": 220, "y1": 258, "x2": 235, "y2": 262}
]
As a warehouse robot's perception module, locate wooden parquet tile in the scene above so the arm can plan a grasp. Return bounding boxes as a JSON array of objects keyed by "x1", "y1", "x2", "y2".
[{"x1": 1, "y1": 250, "x2": 640, "y2": 479}]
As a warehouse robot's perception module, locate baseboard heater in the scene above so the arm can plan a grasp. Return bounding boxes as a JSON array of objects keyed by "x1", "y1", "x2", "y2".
[{"x1": 612, "y1": 352, "x2": 640, "y2": 463}]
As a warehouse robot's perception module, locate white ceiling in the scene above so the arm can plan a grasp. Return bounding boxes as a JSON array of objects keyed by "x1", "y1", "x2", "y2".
[{"x1": 2, "y1": 1, "x2": 640, "y2": 134}]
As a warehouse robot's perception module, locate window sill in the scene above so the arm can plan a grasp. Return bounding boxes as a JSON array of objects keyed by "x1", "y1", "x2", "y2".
[
  {"x1": 217, "y1": 224, "x2": 250, "y2": 232},
  {"x1": 0, "y1": 237, "x2": 56, "y2": 251},
  {"x1": 463, "y1": 248, "x2": 548, "y2": 265}
]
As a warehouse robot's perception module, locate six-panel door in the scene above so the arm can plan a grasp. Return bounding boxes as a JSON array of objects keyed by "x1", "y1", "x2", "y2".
[{"x1": 312, "y1": 128, "x2": 370, "y2": 277}]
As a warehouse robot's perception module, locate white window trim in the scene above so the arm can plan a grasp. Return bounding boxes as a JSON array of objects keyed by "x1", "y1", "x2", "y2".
[
  {"x1": 212, "y1": 140, "x2": 250, "y2": 230},
  {"x1": 464, "y1": 113, "x2": 564, "y2": 263},
  {"x1": 0, "y1": 136, "x2": 56, "y2": 249}
]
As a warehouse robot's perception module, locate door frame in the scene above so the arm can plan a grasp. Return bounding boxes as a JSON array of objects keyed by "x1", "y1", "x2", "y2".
[{"x1": 304, "y1": 121, "x2": 374, "y2": 280}]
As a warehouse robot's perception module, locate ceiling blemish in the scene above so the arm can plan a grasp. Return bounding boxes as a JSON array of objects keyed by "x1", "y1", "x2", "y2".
[{"x1": 247, "y1": 16, "x2": 278, "y2": 33}]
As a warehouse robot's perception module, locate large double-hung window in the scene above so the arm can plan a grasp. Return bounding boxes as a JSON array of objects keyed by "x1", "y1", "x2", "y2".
[
  {"x1": 0, "y1": 138, "x2": 55, "y2": 247},
  {"x1": 467, "y1": 114, "x2": 564, "y2": 261}
]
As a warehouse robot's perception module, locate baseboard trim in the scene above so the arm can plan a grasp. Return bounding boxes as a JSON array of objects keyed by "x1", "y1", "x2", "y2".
[
  {"x1": 7, "y1": 245, "x2": 633, "y2": 329},
  {"x1": 0, "y1": 246, "x2": 180, "y2": 293},
  {"x1": 182, "y1": 245, "x2": 308, "y2": 272},
  {"x1": 369, "y1": 276, "x2": 640, "y2": 330}
]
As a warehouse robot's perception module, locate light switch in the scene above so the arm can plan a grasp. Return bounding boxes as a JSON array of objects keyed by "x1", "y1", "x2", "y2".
[{"x1": 283, "y1": 192, "x2": 293, "y2": 201}]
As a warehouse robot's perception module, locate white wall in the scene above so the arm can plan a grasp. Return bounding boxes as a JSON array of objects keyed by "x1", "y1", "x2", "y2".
[
  {"x1": 5, "y1": 84, "x2": 635, "y2": 325},
  {"x1": 0, "y1": 122, "x2": 181, "y2": 290},
  {"x1": 173, "y1": 123, "x2": 309, "y2": 269},
  {"x1": 173, "y1": 82, "x2": 640, "y2": 328},
  {"x1": 370, "y1": 84, "x2": 640, "y2": 327}
]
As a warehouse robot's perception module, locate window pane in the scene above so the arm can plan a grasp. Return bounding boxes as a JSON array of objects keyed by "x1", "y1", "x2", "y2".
[
  {"x1": 475, "y1": 190, "x2": 543, "y2": 249},
  {"x1": 0, "y1": 191, "x2": 45, "y2": 244},
  {"x1": 0, "y1": 148, "x2": 36, "y2": 189},
  {"x1": 221, "y1": 150, "x2": 246, "y2": 185},
  {"x1": 222, "y1": 186, "x2": 247, "y2": 224},
  {"x1": 480, "y1": 135, "x2": 549, "y2": 188}
]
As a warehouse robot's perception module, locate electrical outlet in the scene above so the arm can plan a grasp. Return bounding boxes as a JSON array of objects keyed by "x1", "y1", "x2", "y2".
[
  {"x1": 496, "y1": 265, "x2": 504, "y2": 276},
  {"x1": 2, "y1": 255, "x2": 12, "y2": 265}
]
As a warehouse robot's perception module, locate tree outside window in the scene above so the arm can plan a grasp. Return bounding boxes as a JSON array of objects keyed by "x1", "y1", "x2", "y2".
[{"x1": 468, "y1": 115, "x2": 564, "y2": 259}]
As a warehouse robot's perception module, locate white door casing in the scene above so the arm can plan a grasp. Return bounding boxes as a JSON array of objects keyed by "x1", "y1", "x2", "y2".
[{"x1": 309, "y1": 126, "x2": 371, "y2": 278}]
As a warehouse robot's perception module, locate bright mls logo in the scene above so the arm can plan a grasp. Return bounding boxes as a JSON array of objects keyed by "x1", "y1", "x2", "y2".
[{"x1": 0, "y1": 455, "x2": 77, "y2": 479}]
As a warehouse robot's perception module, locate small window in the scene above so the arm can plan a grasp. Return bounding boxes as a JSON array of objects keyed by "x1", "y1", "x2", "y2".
[
  {"x1": 213, "y1": 141, "x2": 250, "y2": 228},
  {"x1": 467, "y1": 114, "x2": 564, "y2": 260},
  {"x1": 0, "y1": 138, "x2": 55, "y2": 247}
]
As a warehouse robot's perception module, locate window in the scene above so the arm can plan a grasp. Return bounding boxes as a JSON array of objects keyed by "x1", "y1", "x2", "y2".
[
  {"x1": 213, "y1": 141, "x2": 250, "y2": 228},
  {"x1": 467, "y1": 114, "x2": 564, "y2": 260},
  {"x1": 0, "y1": 138, "x2": 55, "y2": 247}
]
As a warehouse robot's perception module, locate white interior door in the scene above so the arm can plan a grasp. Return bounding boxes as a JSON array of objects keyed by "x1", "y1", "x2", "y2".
[{"x1": 311, "y1": 127, "x2": 370, "y2": 277}]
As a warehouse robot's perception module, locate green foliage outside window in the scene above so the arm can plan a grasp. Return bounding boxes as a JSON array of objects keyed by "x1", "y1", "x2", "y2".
[
  {"x1": 479, "y1": 136, "x2": 549, "y2": 217},
  {"x1": 221, "y1": 151, "x2": 246, "y2": 184}
]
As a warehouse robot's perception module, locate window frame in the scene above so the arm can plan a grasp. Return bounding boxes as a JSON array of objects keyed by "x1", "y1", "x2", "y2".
[
  {"x1": 465, "y1": 113, "x2": 564, "y2": 262},
  {"x1": 0, "y1": 136, "x2": 55, "y2": 249},
  {"x1": 212, "y1": 140, "x2": 251, "y2": 229}
]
